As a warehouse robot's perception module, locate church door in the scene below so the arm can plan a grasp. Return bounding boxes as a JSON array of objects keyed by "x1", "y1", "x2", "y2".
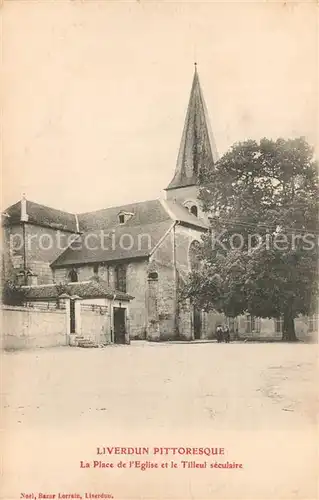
[
  {"x1": 113, "y1": 307, "x2": 126, "y2": 344},
  {"x1": 193, "y1": 308, "x2": 202, "y2": 340}
]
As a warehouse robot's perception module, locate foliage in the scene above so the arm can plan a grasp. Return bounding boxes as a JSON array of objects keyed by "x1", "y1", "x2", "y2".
[
  {"x1": 182, "y1": 137, "x2": 319, "y2": 341},
  {"x1": 2, "y1": 280, "x2": 27, "y2": 306},
  {"x1": 54, "y1": 282, "x2": 71, "y2": 296}
]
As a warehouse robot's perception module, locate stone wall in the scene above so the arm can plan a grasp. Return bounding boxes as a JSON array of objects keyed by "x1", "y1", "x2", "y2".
[
  {"x1": 156, "y1": 263, "x2": 176, "y2": 340},
  {"x1": 78, "y1": 297, "x2": 131, "y2": 344},
  {"x1": 178, "y1": 299, "x2": 193, "y2": 340},
  {"x1": 149, "y1": 229, "x2": 176, "y2": 340},
  {"x1": 236, "y1": 315, "x2": 317, "y2": 342},
  {"x1": 54, "y1": 264, "x2": 96, "y2": 283},
  {"x1": 2, "y1": 223, "x2": 78, "y2": 285},
  {"x1": 126, "y1": 261, "x2": 148, "y2": 339},
  {"x1": 295, "y1": 316, "x2": 317, "y2": 342},
  {"x1": 80, "y1": 305, "x2": 111, "y2": 344},
  {"x1": 147, "y1": 223, "x2": 208, "y2": 341},
  {"x1": 1, "y1": 296, "x2": 132, "y2": 350},
  {"x1": 174, "y1": 223, "x2": 203, "y2": 273},
  {"x1": 49, "y1": 222, "x2": 216, "y2": 342},
  {"x1": 77, "y1": 264, "x2": 95, "y2": 282},
  {"x1": 53, "y1": 267, "x2": 69, "y2": 283},
  {"x1": 53, "y1": 260, "x2": 149, "y2": 340},
  {"x1": 1, "y1": 304, "x2": 67, "y2": 350},
  {"x1": 2, "y1": 225, "x2": 24, "y2": 280},
  {"x1": 166, "y1": 186, "x2": 209, "y2": 221}
]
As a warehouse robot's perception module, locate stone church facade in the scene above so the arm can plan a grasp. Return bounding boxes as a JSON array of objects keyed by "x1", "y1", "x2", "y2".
[
  {"x1": 2, "y1": 67, "x2": 316, "y2": 342},
  {"x1": 2, "y1": 66, "x2": 225, "y2": 341}
]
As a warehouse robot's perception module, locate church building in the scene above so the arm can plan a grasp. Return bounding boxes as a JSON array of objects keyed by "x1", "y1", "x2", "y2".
[
  {"x1": 2, "y1": 66, "x2": 223, "y2": 341},
  {"x1": 2, "y1": 66, "x2": 317, "y2": 343}
]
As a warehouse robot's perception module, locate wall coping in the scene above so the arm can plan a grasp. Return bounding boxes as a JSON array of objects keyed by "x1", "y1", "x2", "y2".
[{"x1": 1, "y1": 305, "x2": 65, "y2": 314}]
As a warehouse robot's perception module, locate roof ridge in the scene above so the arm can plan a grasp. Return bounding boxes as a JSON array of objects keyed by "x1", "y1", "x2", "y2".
[
  {"x1": 26, "y1": 199, "x2": 77, "y2": 217},
  {"x1": 77, "y1": 217, "x2": 172, "y2": 236}
]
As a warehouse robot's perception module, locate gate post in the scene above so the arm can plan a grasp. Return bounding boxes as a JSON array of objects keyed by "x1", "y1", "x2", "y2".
[
  {"x1": 59, "y1": 293, "x2": 71, "y2": 345},
  {"x1": 125, "y1": 308, "x2": 131, "y2": 345},
  {"x1": 71, "y1": 295, "x2": 82, "y2": 337}
]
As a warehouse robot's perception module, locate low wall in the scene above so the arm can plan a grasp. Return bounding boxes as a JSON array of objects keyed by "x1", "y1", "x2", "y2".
[
  {"x1": 1, "y1": 305, "x2": 67, "y2": 350},
  {"x1": 237, "y1": 316, "x2": 317, "y2": 342},
  {"x1": 295, "y1": 317, "x2": 317, "y2": 342},
  {"x1": 80, "y1": 305, "x2": 111, "y2": 344}
]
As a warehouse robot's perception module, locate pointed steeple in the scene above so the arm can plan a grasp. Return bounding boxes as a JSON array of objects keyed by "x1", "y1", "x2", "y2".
[{"x1": 166, "y1": 64, "x2": 218, "y2": 191}]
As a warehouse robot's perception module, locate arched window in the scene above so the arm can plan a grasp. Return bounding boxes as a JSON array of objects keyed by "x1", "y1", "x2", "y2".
[
  {"x1": 189, "y1": 241, "x2": 201, "y2": 271},
  {"x1": 68, "y1": 269, "x2": 78, "y2": 283},
  {"x1": 115, "y1": 265, "x2": 127, "y2": 292},
  {"x1": 190, "y1": 205, "x2": 198, "y2": 217},
  {"x1": 183, "y1": 201, "x2": 199, "y2": 218}
]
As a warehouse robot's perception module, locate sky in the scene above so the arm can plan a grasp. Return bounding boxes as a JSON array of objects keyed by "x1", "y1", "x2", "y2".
[{"x1": 2, "y1": 0, "x2": 318, "y2": 214}]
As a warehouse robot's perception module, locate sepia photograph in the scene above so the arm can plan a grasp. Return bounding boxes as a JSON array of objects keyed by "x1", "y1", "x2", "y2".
[{"x1": 1, "y1": 1, "x2": 318, "y2": 499}]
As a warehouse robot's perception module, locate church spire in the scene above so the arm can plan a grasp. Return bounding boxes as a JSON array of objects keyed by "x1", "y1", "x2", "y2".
[{"x1": 166, "y1": 65, "x2": 218, "y2": 191}]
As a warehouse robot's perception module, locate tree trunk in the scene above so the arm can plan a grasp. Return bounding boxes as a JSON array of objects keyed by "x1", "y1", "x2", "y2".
[{"x1": 282, "y1": 312, "x2": 298, "y2": 342}]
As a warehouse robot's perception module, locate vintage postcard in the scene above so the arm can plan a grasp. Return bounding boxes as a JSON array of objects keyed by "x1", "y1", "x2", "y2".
[{"x1": 1, "y1": 1, "x2": 318, "y2": 499}]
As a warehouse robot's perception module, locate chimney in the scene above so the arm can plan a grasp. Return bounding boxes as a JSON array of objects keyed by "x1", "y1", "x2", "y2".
[
  {"x1": 16, "y1": 270, "x2": 25, "y2": 286},
  {"x1": 27, "y1": 271, "x2": 38, "y2": 286},
  {"x1": 20, "y1": 194, "x2": 29, "y2": 222}
]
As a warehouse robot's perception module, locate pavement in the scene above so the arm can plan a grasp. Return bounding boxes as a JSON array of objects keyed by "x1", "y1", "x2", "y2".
[{"x1": 2, "y1": 342, "x2": 318, "y2": 500}]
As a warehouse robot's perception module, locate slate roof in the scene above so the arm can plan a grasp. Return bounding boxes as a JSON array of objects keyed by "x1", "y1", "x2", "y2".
[
  {"x1": 77, "y1": 199, "x2": 170, "y2": 231},
  {"x1": 166, "y1": 66, "x2": 218, "y2": 191},
  {"x1": 3, "y1": 196, "x2": 207, "y2": 269},
  {"x1": 22, "y1": 279, "x2": 133, "y2": 301},
  {"x1": 78, "y1": 198, "x2": 207, "y2": 232},
  {"x1": 163, "y1": 199, "x2": 208, "y2": 229},
  {"x1": 3, "y1": 196, "x2": 207, "y2": 234},
  {"x1": 51, "y1": 219, "x2": 174, "y2": 267},
  {"x1": 51, "y1": 198, "x2": 208, "y2": 268},
  {"x1": 3, "y1": 200, "x2": 78, "y2": 233}
]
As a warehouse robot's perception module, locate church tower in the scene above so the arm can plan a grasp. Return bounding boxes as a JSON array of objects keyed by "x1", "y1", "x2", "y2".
[{"x1": 165, "y1": 64, "x2": 218, "y2": 218}]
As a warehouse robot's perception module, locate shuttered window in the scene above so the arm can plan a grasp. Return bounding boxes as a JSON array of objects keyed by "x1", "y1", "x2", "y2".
[
  {"x1": 115, "y1": 265, "x2": 127, "y2": 293},
  {"x1": 246, "y1": 316, "x2": 261, "y2": 333}
]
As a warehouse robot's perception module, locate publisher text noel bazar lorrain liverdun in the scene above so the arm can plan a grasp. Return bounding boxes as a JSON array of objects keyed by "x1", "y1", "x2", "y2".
[{"x1": 21, "y1": 494, "x2": 113, "y2": 499}]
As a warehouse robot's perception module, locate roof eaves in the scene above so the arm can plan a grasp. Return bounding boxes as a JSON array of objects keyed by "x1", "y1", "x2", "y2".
[
  {"x1": 177, "y1": 219, "x2": 208, "y2": 231},
  {"x1": 51, "y1": 254, "x2": 149, "y2": 268},
  {"x1": 165, "y1": 179, "x2": 197, "y2": 191}
]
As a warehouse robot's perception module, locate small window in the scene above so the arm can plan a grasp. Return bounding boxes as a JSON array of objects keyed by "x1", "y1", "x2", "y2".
[
  {"x1": 115, "y1": 265, "x2": 127, "y2": 292},
  {"x1": 190, "y1": 205, "x2": 198, "y2": 217},
  {"x1": 246, "y1": 315, "x2": 261, "y2": 334},
  {"x1": 308, "y1": 315, "x2": 317, "y2": 332},
  {"x1": 118, "y1": 211, "x2": 134, "y2": 224},
  {"x1": 148, "y1": 271, "x2": 158, "y2": 280},
  {"x1": 275, "y1": 318, "x2": 282, "y2": 333},
  {"x1": 93, "y1": 264, "x2": 99, "y2": 275},
  {"x1": 69, "y1": 269, "x2": 78, "y2": 283}
]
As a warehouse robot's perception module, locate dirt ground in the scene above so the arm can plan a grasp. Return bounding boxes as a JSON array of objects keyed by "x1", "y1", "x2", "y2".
[{"x1": 2, "y1": 342, "x2": 318, "y2": 500}]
